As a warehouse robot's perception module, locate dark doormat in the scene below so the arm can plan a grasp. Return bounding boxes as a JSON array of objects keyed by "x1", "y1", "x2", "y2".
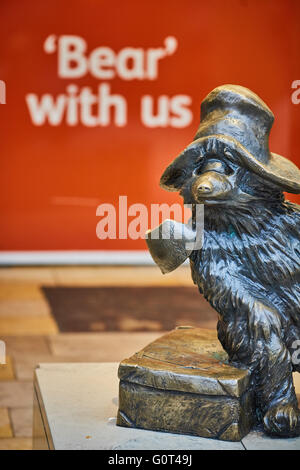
[{"x1": 42, "y1": 286, "x2": 217, "y2": 332}]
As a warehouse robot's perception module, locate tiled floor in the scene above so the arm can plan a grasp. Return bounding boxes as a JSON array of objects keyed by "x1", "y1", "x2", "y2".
[
  {"x1": 0, "y1": 265, "x2": 209, "y2": 450},
  {"x1": 1, "y1": 266, "x2": 299, "y2": 450}
]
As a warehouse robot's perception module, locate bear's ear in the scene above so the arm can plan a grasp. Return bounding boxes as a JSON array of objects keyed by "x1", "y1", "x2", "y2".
[{"x1": 160, "y1": 145, "x2": 203, "y2": 192}]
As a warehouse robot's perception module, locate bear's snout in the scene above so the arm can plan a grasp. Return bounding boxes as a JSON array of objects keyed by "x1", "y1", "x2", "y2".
[
  {"x1": 192, "y1": 171, "x2": 233, "y2": 202},
  {"x1": 197, "y1": 182, "x2": 213, "y2": 194}
]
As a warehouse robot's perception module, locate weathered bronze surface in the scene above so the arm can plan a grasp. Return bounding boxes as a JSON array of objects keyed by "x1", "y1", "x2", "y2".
[
  {"x1": 145, "y1": 85, "x2": 300, "y2": 438},
  {"x1": 117, "y1": 327, "x2": 255, "y2": 441}
]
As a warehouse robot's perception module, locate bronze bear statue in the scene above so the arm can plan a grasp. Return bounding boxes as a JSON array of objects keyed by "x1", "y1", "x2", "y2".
[{"x1": 149, "y1": 85, "x2": 300, "y2": 438}]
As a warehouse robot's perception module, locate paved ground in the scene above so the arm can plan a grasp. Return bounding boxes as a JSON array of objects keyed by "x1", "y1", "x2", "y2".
[
  {"x1": 0, "y1": 265, "x2": 217, "y2": 450},
  {"x1": 1, "y1": 266, "x2": 299, "y2": 450}
]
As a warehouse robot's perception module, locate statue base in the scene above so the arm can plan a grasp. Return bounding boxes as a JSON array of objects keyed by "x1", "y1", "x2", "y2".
[{"x1": 117, "y1": 327, "x2": 255, "y2": 442}]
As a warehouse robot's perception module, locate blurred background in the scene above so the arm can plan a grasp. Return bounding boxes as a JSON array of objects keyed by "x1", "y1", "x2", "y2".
[{"x1": 0, "y1": 0, "x2": 299, "y2": 450}]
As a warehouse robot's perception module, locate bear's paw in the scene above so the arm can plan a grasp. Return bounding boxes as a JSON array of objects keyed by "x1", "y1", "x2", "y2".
[{"x1": 263, "y1": 403, "x2": 300, "y2": 438}]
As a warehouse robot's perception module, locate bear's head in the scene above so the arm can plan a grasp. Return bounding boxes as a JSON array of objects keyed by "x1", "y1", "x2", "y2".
[
  {"x1": 160, "y1": 86, "x2": 300, "y2": 207},
  {"x1": 160, "y1": 136, "x2": 283, "y2": 208}
]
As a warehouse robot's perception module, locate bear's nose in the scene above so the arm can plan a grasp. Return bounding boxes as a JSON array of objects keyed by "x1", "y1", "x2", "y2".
[{"x1": 197, "y1": 183, "x2": 212, "y2": 194}]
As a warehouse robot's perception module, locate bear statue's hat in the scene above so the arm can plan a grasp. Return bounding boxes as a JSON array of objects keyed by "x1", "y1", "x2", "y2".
[{"x1": 160, "y1": 84, "x2": 300, "y2": 194}]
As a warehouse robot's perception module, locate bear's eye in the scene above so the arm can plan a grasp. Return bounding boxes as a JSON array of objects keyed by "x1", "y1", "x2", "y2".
[
  {"x1": 202, "y1": 160, "x2": 225, "y2": 173},
  {"x1": 194, "y1": 158, "x2": 233, "y2": 175}
]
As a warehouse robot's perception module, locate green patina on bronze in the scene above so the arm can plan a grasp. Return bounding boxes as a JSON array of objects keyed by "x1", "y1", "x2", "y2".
[{"x1": 117, "y1": 327, "x2": 255, "y2": 441}]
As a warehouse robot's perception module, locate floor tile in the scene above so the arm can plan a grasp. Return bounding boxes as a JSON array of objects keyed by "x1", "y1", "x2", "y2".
[
  {"x1": 0, "y1": 268, "x2": 55, "y2": 285},
  {"x1": 0, "y1": 408, "x2": 13, "y2": 438},
  {"x1": 1, "y1": 336, "x2": 50, "y2": 357},
  {"x1": 52, "y1": 266, "x2": 192, "y2": 286},
  {"x1": 48, "y1": 332, "x2": 164, "y2": 361},
  {"x1": 0, "y1": 284, "x2": 44, "y2": 301},
  {"x1": 0, "y1": 438, "x2": 32, "y2": 450},
  {"x1": 0, "y1": 299, "x2": 51, "y2": 317},
  {"x1": 10, "y1": 407, "x2": 33, "y2": 437},
  {"x1": 0, "y1": 357, "x2": 15, "y2": 380},
  {"x1": 0, "y1": 315, "x2": 58, "y2": 336},
  {"x1": 0, "y1": 381, "x2": 33, "y2": 407}
]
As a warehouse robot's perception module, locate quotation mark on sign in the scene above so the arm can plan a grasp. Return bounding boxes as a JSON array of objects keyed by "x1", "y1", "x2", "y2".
[
  {"x1": 44, "y1": 34, "x2": 57, "y2": 54},
  {"x1": 163, "y1": 36, "x2": 178, "y2": 55},
  {"x1": 0, "y1": 80, "x2": 6, "y2": 104},
  {"x1": 43, "y1": 34, "x2": 178, "y2": 57}
]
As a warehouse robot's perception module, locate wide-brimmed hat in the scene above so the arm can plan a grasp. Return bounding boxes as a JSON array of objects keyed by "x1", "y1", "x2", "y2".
[{"x1": 160, "y1": 84, "x2": 300, "y2": 194}]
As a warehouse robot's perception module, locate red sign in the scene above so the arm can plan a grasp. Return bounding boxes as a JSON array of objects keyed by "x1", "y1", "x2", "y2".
[{"x1": 0, "y1": 0, "x2": 299, "y2": 251}]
